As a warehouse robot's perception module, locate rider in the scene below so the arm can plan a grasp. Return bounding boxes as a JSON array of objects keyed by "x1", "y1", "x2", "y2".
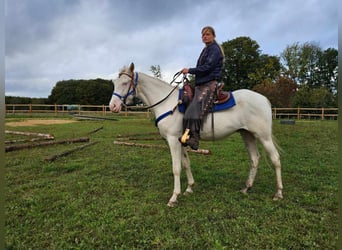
[{"x1": 179, "y1": 26, "x2": 224, "y2": 150}]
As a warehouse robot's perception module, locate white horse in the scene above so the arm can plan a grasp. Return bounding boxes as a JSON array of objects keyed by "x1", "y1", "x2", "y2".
[{"x1": 109, "y1": 63, "x2": 283, "y2": 207}]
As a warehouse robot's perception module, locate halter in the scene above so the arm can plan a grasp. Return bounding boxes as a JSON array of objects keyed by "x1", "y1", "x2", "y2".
[
  {"x1": 112, "y1": 72, "x2": 138, "y2": 105},
  {"x1": 113, "y1": 71, "x2": 183, "y2": 108}
]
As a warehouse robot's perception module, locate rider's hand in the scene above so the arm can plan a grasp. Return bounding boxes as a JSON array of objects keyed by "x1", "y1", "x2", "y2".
[{"x1": 181, "y1": 68, "x2": 189, "y2": 74}]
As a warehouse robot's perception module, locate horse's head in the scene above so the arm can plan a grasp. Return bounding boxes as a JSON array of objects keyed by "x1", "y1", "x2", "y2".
[{"x1": 109, "y1": 63, "x2": 136, "y2": 112}]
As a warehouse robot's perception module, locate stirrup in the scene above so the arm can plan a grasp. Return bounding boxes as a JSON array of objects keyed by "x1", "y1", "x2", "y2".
[{"x1": 180, "y1": 128, "x2": 190, "y2": 144}]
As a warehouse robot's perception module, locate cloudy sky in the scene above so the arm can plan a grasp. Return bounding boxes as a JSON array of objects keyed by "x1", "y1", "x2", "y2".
[{"x1": 5, "y1": 0, "x2": 338, "y2": 98}]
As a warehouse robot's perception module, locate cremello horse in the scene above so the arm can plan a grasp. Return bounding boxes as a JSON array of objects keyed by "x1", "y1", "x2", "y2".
[{"x1": 109, "y1": 63, "x2": 283, "y2": 207}]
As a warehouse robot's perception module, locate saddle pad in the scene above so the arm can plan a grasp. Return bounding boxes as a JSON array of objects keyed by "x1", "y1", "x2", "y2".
[{"x1": 178, "y1": 90, "x2": 236, "y2": 113}]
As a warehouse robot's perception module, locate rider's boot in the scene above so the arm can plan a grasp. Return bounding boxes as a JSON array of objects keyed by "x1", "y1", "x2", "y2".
[{"x1": 186, "y1": 131, "x2": 199, "y2": 150}]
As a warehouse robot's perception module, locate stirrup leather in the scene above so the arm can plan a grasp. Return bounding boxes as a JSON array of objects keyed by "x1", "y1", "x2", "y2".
[{"x1": 180, "y1": 128, "x2": 190, "y2": 144}]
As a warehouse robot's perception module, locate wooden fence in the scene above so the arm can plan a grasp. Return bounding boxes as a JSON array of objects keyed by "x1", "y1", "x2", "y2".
[
  {"x1": 272, "y1": 107, "x2": 338, "y2": 120},
  {"x1": 5, "y1": 104, "x2": 338, "y2": 120},
  {"x1": 5, "y1": 104, "x2": 151, "y2": 117}
]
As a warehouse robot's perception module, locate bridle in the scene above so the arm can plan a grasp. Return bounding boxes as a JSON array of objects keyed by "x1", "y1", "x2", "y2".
[
  {"x1": 112, "y1": 72, "x2": 138, "y2": 105},
  {"x1": 112, "y1": 71, "x2": 183, "y2": 109}
]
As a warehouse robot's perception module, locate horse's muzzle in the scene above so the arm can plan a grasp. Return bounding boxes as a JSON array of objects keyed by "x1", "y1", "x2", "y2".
[{"x1": 109, "y1": 98, "x2": 122, "y2": 113}]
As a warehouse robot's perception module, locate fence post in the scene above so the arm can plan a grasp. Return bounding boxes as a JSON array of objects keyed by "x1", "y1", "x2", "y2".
[
  {"x1": 29, "y1": 103, "x2": 32, "y2": 114},
  {"x1": 297, "y1": 107, "x2": 300, "y2": 120},
  {"x1": 321, "y1": 108, "x2": 324, "y2": 120}
]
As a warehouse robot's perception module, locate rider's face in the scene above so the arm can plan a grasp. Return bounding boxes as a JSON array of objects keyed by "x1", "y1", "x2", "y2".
[{"x1": 202, "y1": 30, "x2": 215, "y2": 45}]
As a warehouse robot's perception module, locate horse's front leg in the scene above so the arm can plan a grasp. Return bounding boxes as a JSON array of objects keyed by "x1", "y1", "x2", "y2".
[
  {"x1": 181, "y1": 147, "x2": 195, "y2": 195},
  {"x1": 167, "y1": 137, "x2": 183, "y2": 207}
]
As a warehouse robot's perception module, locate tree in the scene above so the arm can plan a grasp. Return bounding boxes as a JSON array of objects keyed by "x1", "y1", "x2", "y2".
[
  {"x1": 150, "y1": 65, "x2": 162, "y2": 79},
  {"x1": 221, "y1": 36, "x2": 280, "y2": 90},
  {"x1": 280, "y1": 42, "x2": 338, "y2": 92},
  {"x1": 48, "y1": 80, "x2": 79, "y2": 104},
  {"x1": 221, "y1": 36, "x2": 261, "y2": 90},
  {"x1": 293, "y1": 85, "x2": 336, "y2": 108},
  {"x1": 48, "y1": 79, "x2": 113, "y2": 105},
  {"x1": 253, "y1": 77, "x2": 297, "y2": 107},
  {"x1": 281, "y1": 42, "x2": 338, "y2": 107},
  {"x1": 249, "y1": 55, "x2": 281, "y2": 84},
  {"x1": 316, "y1": 48, "x2": 338, "y2": 93}
]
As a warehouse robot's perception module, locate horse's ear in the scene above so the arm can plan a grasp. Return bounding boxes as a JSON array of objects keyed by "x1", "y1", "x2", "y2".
[{"x1": 129, "y1": 62, "x2": 135, "y2": 72}]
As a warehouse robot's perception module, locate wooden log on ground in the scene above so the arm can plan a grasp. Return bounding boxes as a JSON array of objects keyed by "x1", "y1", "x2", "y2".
[
  {"x1": 5, "y1": 130, "x2": 55, "y2": 139},
  {"x1": 44, "y1": 141, "x2": 98, "y2": 162},
  {"x1": 87, "y1": 126, "x2": 104, "y2": 134},
  {"x1": 73, "y1": 115, "x2": 118, "y2": 121},
  {"x1": 116, "y1": 132, "x2": 159, "y2": 138},
  {"x1": 5, "y1": 137, "x2": 54, "y2": 144},
  {"x1": 113, "y1": 141, "x2": 211, "y2": 155},
  {"x1": 115, "y1": 137, "x2": 161, "y2": 141},
  {"x1": 5, "y1": 137, "x2": 89, "y2": 153}
]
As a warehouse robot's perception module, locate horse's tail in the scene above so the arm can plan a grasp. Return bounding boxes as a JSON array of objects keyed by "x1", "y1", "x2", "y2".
[{"x1": 272, "y1": 134, "x2": 284, "y2": 155}]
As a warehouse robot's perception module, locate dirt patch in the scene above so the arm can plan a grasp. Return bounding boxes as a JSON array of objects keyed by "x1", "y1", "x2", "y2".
[{"x1": 6, "y1": 119, "x2": 78, "y2": 127}]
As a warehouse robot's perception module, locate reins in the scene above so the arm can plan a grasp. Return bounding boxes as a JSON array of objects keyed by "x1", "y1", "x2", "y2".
[
  {"x1": 143, "y1": 71, "x2": 183, "y2": 110},
  {"x1": 115, "y1": 71, "x2": 184, "y2": 110}
]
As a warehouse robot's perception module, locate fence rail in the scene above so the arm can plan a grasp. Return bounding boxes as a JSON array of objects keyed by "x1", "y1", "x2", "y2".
[
  {"x1": 273, "y1": 107, "x2": 338, "y2": 120},
  {"x1": 5, "y1": 104, "x2": 338, "y2": 120},
  {"x1": 5, "y1": 104, "x2": 151, "y2": 117}
]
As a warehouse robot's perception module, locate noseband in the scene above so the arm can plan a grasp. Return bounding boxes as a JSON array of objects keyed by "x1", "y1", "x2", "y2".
[{"x1": 112, "y1": 72, "x2": 138, "y2": 105}]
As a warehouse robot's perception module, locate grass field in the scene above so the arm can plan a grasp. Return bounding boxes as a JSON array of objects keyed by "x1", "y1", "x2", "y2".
[{"x1": 5, "y1": 115, "x2": 338, "y2": 249}]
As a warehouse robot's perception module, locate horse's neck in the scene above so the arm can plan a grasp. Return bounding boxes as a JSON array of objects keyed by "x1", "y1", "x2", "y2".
[{"x1": 136, "y1": 73, "x2": 178, "y2": 114}]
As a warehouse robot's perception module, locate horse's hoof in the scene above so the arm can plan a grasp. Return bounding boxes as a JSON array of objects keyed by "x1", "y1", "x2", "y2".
[
  {"x1": 183, "y1": 190, "x2": 193, "y2": 196},
  {"x1": 240, "y1": 188, "x2": 249, "y2": 195},
  {"x1": 167, "y1": 200, "x2": 178, "y2": 207},
  {"x1": 273, "y1": 193, "x2": 283, "y2": 201},
  {"x1": 272, "y1": 190, "x2": 283, "y2": 200}
]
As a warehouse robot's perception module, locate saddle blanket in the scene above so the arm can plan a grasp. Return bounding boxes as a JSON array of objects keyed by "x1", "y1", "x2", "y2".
[{"x1": 178, "y1": 90, "x2": 236, "y2": 113}]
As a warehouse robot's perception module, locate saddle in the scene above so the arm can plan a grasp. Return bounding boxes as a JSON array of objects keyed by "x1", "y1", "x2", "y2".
[
  {"x1": 181, "y1": 81, "x2": 230, "y2": 106},
  {"x1": 214, "y1": 82, "x2": 230, "y2": 104}
]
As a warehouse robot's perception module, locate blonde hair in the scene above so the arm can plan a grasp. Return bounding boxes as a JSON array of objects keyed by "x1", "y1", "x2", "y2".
[{"x1": 201, "y1": 26, "x2": 225, "y2": 59}]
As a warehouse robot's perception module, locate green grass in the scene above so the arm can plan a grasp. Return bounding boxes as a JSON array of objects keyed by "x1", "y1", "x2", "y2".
[{"x1": 5, "y1": 116, "x2": 338, "y2": 249}]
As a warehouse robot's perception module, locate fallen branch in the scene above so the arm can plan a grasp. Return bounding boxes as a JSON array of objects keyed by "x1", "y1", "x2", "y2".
[
  {"x1": 6, "y1": 137, "x2": 89, "y2": 153},
  {"x1": 5, "y1": 137, "x2": 54, "y2": 144},
  {"x1": 5, "y1": 130, "x2": 55, "y2": 139},
  {"x1": 115, "y1": 137, "x2": 161, "y2": 141},
  {"x1": 44, "y1": 141, "x2": 98, "y2": 162},
  {"x1": 116, "y1": 132, "x2": 159, "y2": 138},
  {"x1": 87, "y1": 126, "x2": 104, "y2": 134},
  {"x1": 73, "y1": 115, "x2": 118, "y2": 121},
  {"x1": 113, "y1": 141, "x2": 211, "y2": 155}
]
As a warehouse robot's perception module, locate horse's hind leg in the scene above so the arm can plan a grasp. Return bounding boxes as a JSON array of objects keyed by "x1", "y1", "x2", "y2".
[
  {"x1": 181, "y1": 147, "x2": 195, "y2": 195},
  {"x1": 259, "y1": 137, "x2": 283, "y2": 200},
  {"x1": 240, "y1": 130, "x2": 260, "y2": 194}
]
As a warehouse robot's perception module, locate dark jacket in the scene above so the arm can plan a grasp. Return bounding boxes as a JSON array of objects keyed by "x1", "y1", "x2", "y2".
[{"x1": 188, "y1": 42, "x2": 223, "y2": 85}]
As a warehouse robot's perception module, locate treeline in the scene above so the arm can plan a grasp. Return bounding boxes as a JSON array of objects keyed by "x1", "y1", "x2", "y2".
[
  {"x1": 5, "y1": 37, "x2": 338, "y2": 108},
  {"x1": 221, "y1": 37, "x2": 337, "y2": 107},
  {"x1": 6, "y1": 78, "x2": 113, "y2": 105},
  {"x1": 5, "y1": 96, "x2": 49, "y2": 104},
  {"x1": 47, "y1": 78, "x2": 113, "y2": 105}
]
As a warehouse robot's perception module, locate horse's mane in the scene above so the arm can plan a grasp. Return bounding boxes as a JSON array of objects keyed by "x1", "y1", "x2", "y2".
[{"x1": 119, "y1": 65, "x2": 169, "y2": 83}]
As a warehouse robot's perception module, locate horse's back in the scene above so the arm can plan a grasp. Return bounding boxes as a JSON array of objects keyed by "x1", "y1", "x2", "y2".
[
  {"x1": 200, "y1": 89, "x2": 273, "y2": 140},
  {"x1": 232, "y1": 89, "x2": 273, "y2": 134},
  {"x1": 233, "y1": 89, "x2": 272, "y2": 116},
  {"x1": 233, "y1": 89, "x2": 271, "y2": 109}
]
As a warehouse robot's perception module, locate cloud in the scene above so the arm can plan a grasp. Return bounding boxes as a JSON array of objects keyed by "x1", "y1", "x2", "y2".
[{"x1": 5, "y1": 0, "x2": 338, "y2": 97}]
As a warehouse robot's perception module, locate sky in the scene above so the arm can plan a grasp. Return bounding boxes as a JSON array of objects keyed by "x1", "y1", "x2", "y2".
[{"x1": 5, "y1": 0, "x2": 338, "y2": 98}]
